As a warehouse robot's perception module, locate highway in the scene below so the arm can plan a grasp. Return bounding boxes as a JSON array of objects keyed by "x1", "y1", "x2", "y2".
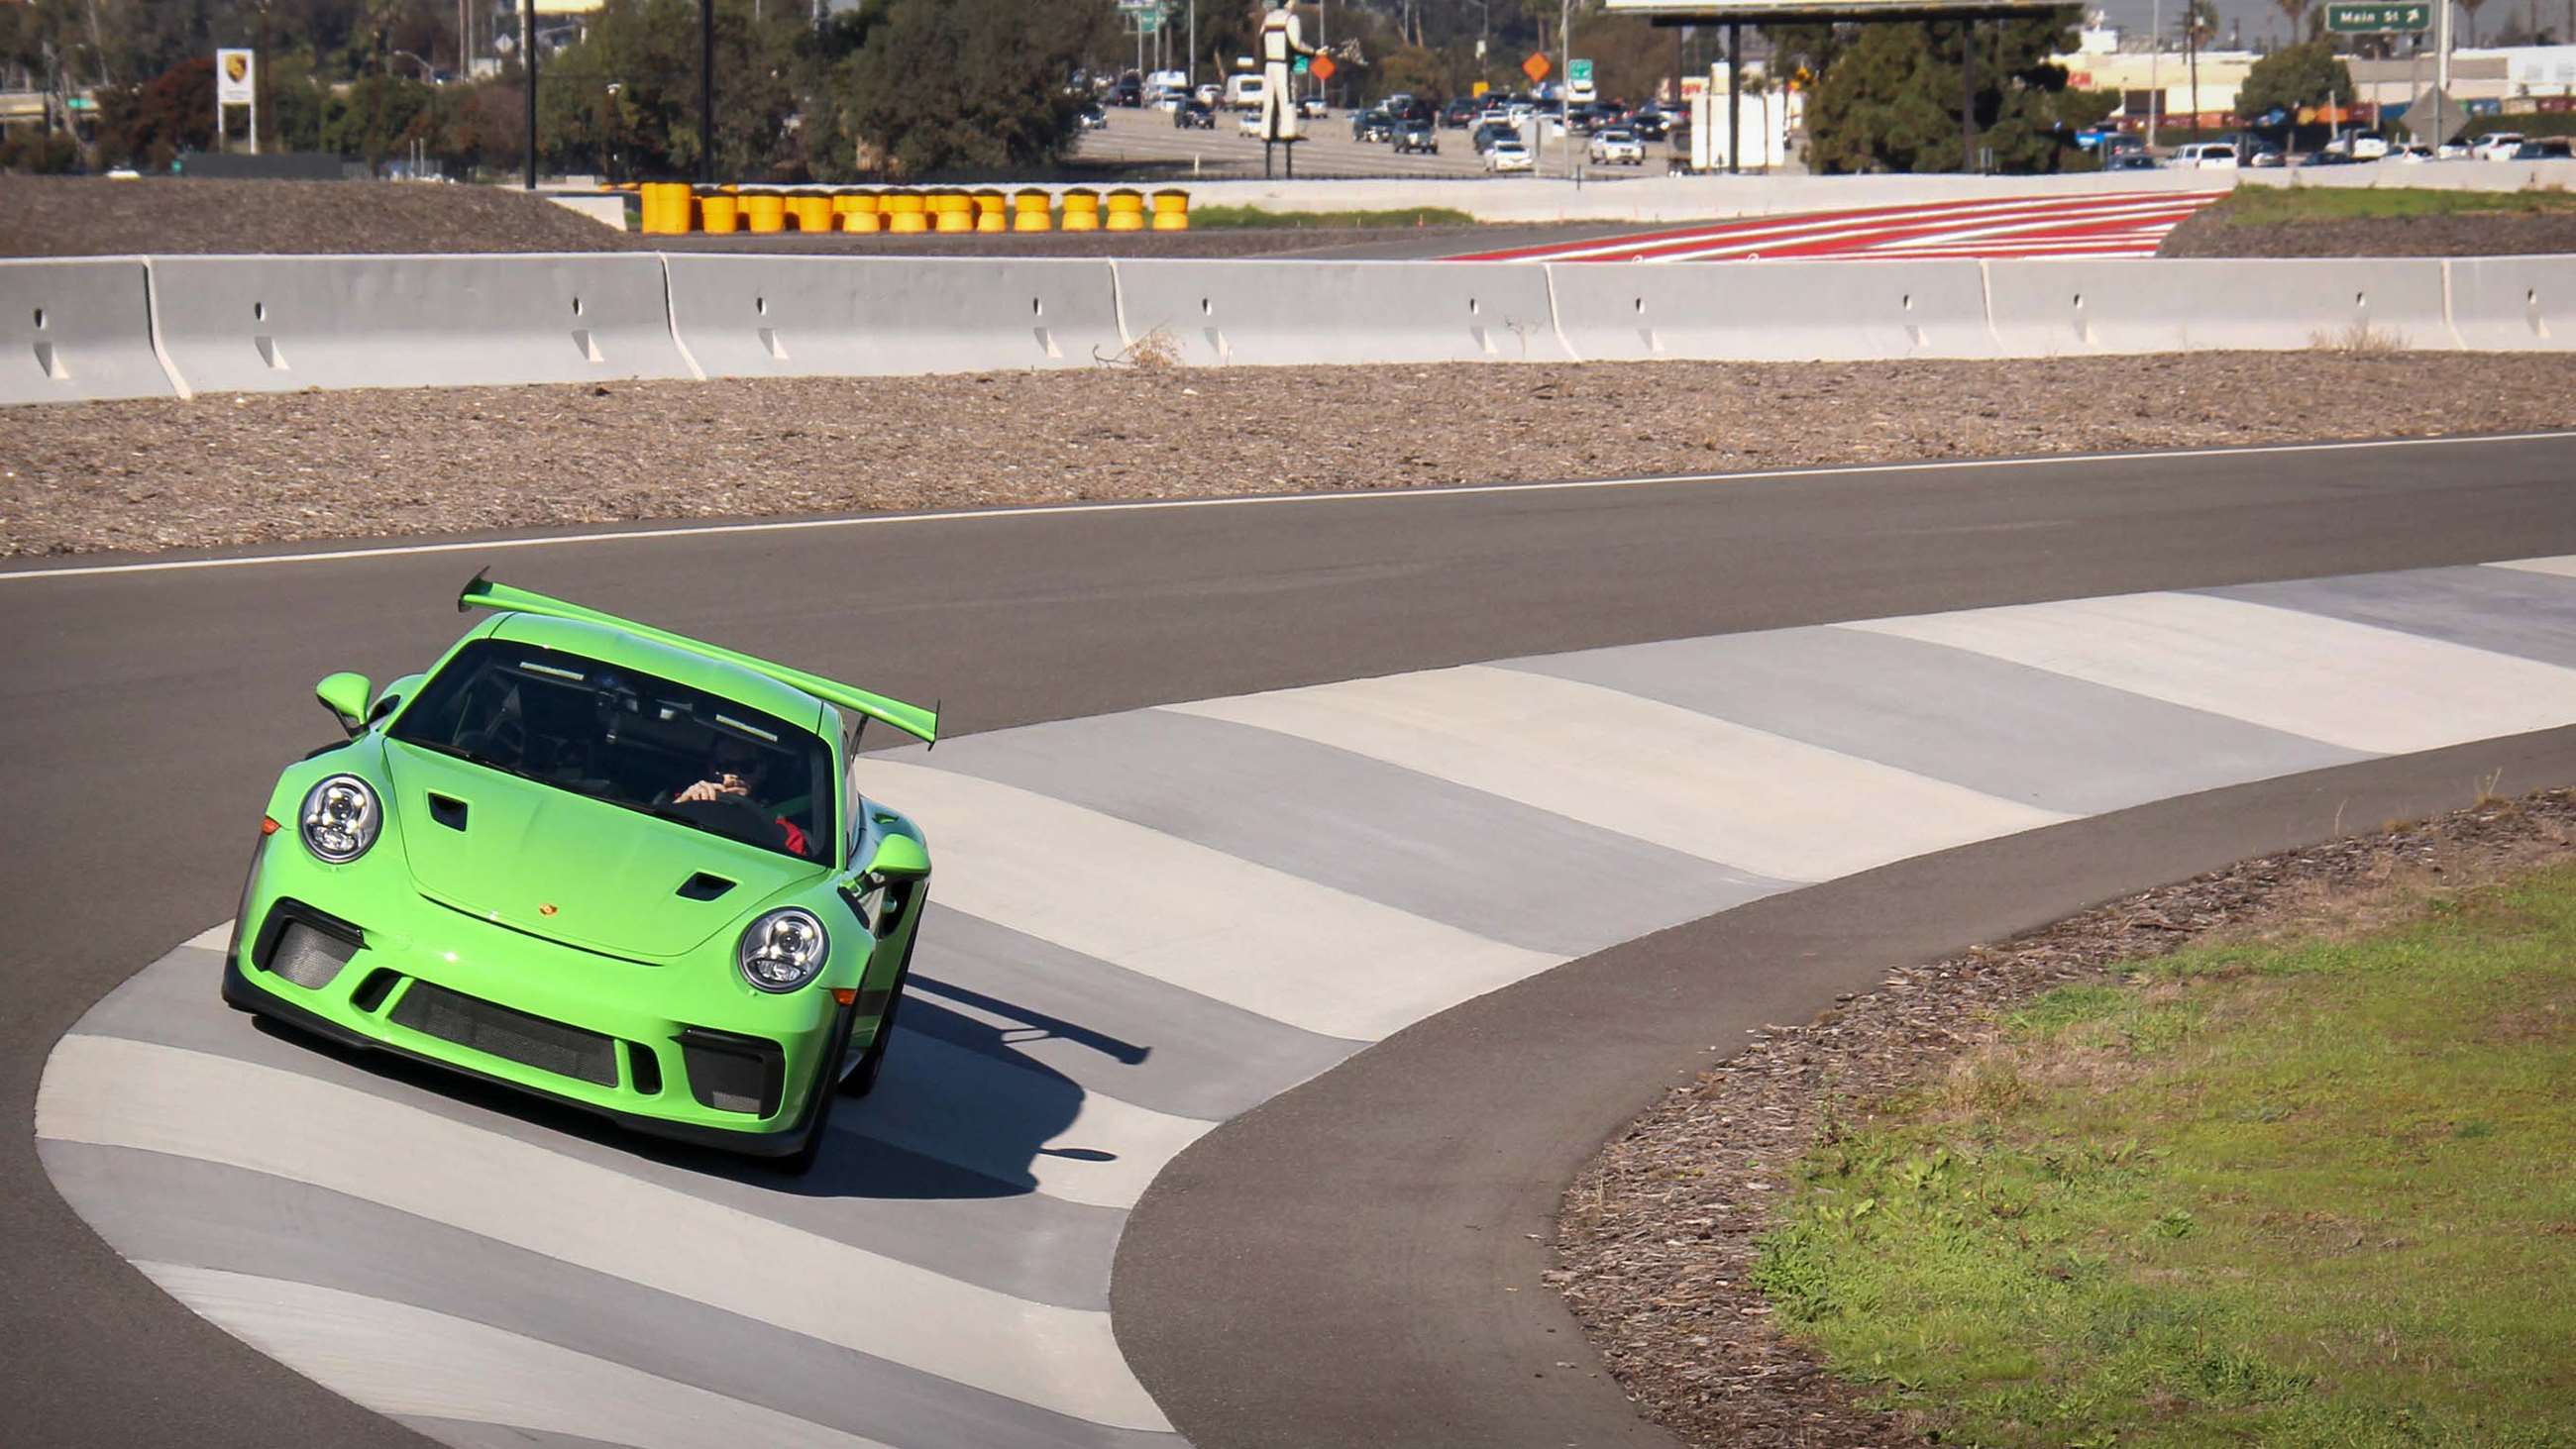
[{"x1": 6, "y1": 433, "x2": 2575, "y2": 1448}]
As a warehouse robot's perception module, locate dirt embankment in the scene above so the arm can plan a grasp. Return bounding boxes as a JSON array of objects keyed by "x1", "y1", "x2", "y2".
[
  {"x1": 2159, "y1": 202, "x2": 2576, "y2": 259},
  {"x1": 4, "y1": 351, "x2": 2571, "y2": 559},
  {"x1": 0, "y1": 176, "x2": 647, "y2": 257}
]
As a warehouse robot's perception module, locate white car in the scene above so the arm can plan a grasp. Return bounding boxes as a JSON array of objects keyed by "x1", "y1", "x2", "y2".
[
  {"x1": 2170, "y1": 140, "x2": 2238, "y2": 168},
  {"x1": 1484, "y1": 139, "x2": 1534, "y2": 172},
  {"x1": 2436, "y1": 140, "x2": 2475, "y2": 158},
  {"x1": 1587, "y1": 129, "x2": 1645, "y2": 165},
  {"x1": 2474, "y1": 133, "x2": 2526, "y2": 160},
  {"x1": 1237, "y1": 110, "x2": 1267, "y2": 138}
]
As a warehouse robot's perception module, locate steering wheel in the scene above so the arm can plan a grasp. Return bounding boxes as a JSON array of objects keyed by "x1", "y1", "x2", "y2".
[{"x1": 658, "y1": 792, "x2": 780, "y2": 846}]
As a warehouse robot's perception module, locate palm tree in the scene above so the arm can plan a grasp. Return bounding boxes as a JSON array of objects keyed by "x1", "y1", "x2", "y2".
[
  {"x1": 2458, "y1": 0, "x2": 2489, "y2": 43},
  {"x1": 2183, "y1": 0, "x2": 2219, "y2": 131},
  {"x1": 2275, "y1": 0, "x2": 2310, "y2": 47}
]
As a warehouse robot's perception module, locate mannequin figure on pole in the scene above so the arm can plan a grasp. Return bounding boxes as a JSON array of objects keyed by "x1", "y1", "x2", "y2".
[{"x1": 1257, "y1": 0, "x2": 1318, "y2": 178}]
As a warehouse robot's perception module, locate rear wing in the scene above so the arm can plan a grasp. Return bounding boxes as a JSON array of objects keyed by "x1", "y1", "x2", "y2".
[{"x1": 458, "y1": 572, "x2": 940, "y2": 747}]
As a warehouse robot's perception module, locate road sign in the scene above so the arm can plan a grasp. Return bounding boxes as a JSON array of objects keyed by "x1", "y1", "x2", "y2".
[
  {"x1": 1293, "y1": 54, "x2": 1310, "y2": 74},
  {"x1": 2324, "y1": 1, "x2": 2430, "y2": 31},
  {"x1": 1310, "y1": 52, "x2": 1337, "y2": 81},
  {"x1": 1472, "y1": 79, "x2": 1489, "y2": 97},
  {"x1": 1522, "y1": 52, "x2": 1552, "y2": 82},
  {"x1": 1568, "y1": 58, "x2": 1593, "y2": 84}
]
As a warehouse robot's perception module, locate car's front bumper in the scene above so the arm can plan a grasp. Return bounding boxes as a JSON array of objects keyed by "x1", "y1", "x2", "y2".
[{"x1": 225, "y1": 838, "x2": 845, "y2": 1157}]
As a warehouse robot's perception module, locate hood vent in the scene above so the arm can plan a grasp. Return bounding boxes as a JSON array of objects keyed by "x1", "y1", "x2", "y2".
[
  {"x1": 428, "y1": 793, "x2": 469, "y2": 832},
  {"x1": 676, "y1": 872, "x2": 737, "y2": 902}
]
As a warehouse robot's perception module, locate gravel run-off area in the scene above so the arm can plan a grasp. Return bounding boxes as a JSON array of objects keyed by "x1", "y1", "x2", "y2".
[
  {"x1": 6, "y1": 352, "x2": 2573, "y2": 559},
  {"x1": 2158, "y1": 207, "x2": 2576, "y2": 259},
  {"x1": 1553, "y1": 787, "x2": 2576, "y2": 1448}
]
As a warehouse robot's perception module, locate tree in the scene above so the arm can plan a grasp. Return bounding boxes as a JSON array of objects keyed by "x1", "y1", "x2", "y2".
[
  {"x1": 2235, "y1": 36, "x2": 2351, "y2": 121},
  {"x1": 95, "y1": 55, "x2": 219, "y2": 169},
  {"x1": 321, "y1": 70, "x2": 435, "y2": 171},
  {"x1": 841, "y1": 0, "x2": 1116, "y2": 177},
  {"x1": 2273, "y1": 0, "x2": 2310, "y2": 48},
  {"x1": 2457, "y1": 0, "x2": 2489, "y2": 43},
  {"x1": 535, "y1": 0, "x2": 805, "y2": 180},
  {"x1": 1804, "y1": 9, "x2": 2108, "y2": 174}
]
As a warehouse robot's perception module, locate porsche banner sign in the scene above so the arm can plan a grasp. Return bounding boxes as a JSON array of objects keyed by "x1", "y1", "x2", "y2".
[
  {"x1": 216, "y1": 49, "x2": 255, "y2": 105},
  {"x1": 1607, "y1": 0, "x2": 2061, "y2": 16}
]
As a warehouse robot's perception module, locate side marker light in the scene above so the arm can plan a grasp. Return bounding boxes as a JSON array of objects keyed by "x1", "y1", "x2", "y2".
[{"x1": 261, "y1": 817, "x2": 281, "y2": 836}]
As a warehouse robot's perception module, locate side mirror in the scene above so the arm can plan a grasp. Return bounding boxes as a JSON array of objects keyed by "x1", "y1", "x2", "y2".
[
  {"x1": 861, "y1": 833, "x2": 930, "y2": 884},
  {"x1": 316, "y1": 672, "x2": 374, "y2": 737}
]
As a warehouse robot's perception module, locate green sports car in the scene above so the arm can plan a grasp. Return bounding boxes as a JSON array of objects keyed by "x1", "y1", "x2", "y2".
[{"x1": 222, "y1": 573, "x2": 937, "y2": 1173}]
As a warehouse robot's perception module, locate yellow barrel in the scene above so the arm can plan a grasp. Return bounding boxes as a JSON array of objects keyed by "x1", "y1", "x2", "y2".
[
  {"x1": 698, "y1": 192, "x2": 740, "y2": 233},
  {"x1": 1106, "y1": 207, "x2": 1145, "y2": 232},
  {"x1": 637, "y1": 181, "x2": 673, "y2": 235},
  {"x1": 742, "y1": 190, "x2": 787, "y2": 234},
  {"x1": 843, "y1": 190, "x2": 882, "y2": 217},
  {"x1": 879, "y1": 190, "x2": 925, "y2": 218},
  {"x1": 843, "y1": 209, "x2": 884, "y2": 234},
  {"x1": 1105, "y1": 187, "x2": 1146, "y2": 219},
  {"x1": 889, "y1": 208, "x2": 929, "y2": 234},
  {"x1": 1061, "y1": 188, "x2": 1100, "y2": 232},
  {"x1": 974, "y1": 190, "x2": 1009, "y2": 234},
  {"x1": 1151, "y1": 188, "x2": 1189, "y2": 231},
  {"x1": 1013, "y1": 188, "x2": 1053, "y2": 232},
  {"x1": 935, "y1": 207, "x2": 974, "y2": 234},
  {"x1": 786, "y1": 193, "x2": 826, "y2": 232}
]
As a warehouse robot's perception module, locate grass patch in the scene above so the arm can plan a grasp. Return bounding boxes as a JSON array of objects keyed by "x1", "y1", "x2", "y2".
[
  {"x1": 1184, "y1": 203, "x2": 1479, "y2": 231},
  {"x1": 1754, "y1": 861, "x2": 2576, "y2": 1448},
  {"x1": 2212, "y1": 185, "x2": 2576, "y2": 226}
]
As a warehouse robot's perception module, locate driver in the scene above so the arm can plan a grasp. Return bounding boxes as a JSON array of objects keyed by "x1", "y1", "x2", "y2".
[{"x1": 674, "y1": 735, "x2": 808, "y2": 856}]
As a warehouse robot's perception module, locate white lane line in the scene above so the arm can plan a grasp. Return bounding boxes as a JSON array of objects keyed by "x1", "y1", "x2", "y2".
[
  {"x1": 5, "y1": 432, "x2": 2567, "y2": 582},
  {"x1": 2490, "y1": 555, "x2": 2576, "y2": 579},
  {"x1": 860, "y1": 1031, "x2": 1214, "y2": 1210},
  {"x1": 1167, "y1": 666, "x2": 2068, "y2": 880},
  {"x1": 135, "y1": 1263, "x2": 895, "y2": 1449},
  {"x1": 37, "y1": 1035, "x2": 1171, "y2": 1434},
  {"x1": 858, "y1": 761, "x2": 1556, "y2": 1042},
  {"x1": 1844, "y1": 591, "x2": 2576, "y2": 756}
]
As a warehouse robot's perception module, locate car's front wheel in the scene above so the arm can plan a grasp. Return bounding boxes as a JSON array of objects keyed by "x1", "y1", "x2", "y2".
[{"x1": 838, "y1": 932, "x2": 916, "y2": 1099}]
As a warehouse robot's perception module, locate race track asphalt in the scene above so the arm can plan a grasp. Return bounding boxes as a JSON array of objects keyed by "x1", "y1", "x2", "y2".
[{"x1": 3, "y1": 433, "x2": 2572, "y2": 1448}]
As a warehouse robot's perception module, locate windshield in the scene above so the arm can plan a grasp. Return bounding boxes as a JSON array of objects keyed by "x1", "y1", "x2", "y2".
[{"x1": 390, "y1": 639, "x2": 834, "y2": 864}]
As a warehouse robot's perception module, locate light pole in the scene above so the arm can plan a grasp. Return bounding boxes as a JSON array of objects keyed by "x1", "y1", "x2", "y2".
[{"x1": 2147, "y1": 0, "x2": 2163, "y2": 149}]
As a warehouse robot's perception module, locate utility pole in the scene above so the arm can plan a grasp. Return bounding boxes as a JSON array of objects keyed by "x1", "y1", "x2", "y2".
[
  {"x1": 699, "y1": 0, "x2": 714, "y2": 183},
  {"x1": 1559, "y1": 0, "x2": 1571, "y2": 177},
  {"x1": 1728, "y1": 22, "x2": 1742, "y2": 173},
  {"x1": 2434, "y1": 0, "x2": 2450, "y2": 147},
  {"x1": 2148, "y1": 0, "x2": 2164, "y2": 148},
  {"x1": 523, "y1": 0, "x2": 538, "y2": 188},
  {"x1": 1960, "y1": 19, "x2": 1976, "y2": 171},
  {"x1": 1190, "y1": 0, "x2": 1197, "y2": 87}
]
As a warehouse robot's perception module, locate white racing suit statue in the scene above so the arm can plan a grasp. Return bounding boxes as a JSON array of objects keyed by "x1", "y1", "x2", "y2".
[{"x1": 1257, "y1": 0, "x2": 1316, "y2": 144}]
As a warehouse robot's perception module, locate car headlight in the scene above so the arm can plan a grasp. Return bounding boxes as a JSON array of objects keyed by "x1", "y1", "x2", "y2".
[
  {"x1": 298, "y1": 775, "x2": 380, "y2": 864},
  {"x1": 738, "y1": 907, "x2": 830, "y2": 993}
]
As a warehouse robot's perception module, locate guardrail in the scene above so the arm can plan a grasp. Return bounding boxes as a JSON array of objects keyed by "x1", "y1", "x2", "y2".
[{"x1": 4, "y1": 252, "x2": 2569, "y2": 405}]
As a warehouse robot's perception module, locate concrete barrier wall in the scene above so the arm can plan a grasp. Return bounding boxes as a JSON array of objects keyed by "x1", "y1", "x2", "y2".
[
  {"x1": 149, "y1": 253, "x2": 696, "y2": 395},
  {"x1": 1986, "y1": 258, "x2": 2457, "y2": 356},
  {"x1": 11, "y1": 251, "x2": 2575, "y2": 408},
  {"x1": 1549, "y1": 259, "x2": 1993, "y2": 362},
  {"x1": 663, "y1": 255, "x2": 1121, "y2": 377},
  {"x1": 0, "y1": 258, "x2": 179, "y2": 405},
  {"x1": 1114, "y1": 259, "x2": 1572, "y2": 365},
  {"x1": 2445, "y1": 255, "x2": 2576, "y2": 353}
]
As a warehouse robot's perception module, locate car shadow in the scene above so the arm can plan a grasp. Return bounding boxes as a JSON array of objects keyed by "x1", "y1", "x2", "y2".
[{"x1": 252, "y1": 974, "x2": 1154, "y2": 1205}]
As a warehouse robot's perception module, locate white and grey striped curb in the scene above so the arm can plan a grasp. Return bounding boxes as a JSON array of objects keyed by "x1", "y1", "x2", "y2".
[{"x1": 37, "y1": 554, "x2": 2576, "y2": 1449}]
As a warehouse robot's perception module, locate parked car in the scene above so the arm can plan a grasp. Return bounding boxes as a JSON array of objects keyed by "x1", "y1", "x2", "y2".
[
  {"x1": 1484, "y1": 138, "x2": 1534, "y2": 172},
  {"x1": 1352, "y1": 108, "x2": 1394, "y2": 142},
  {"x1": 1176, "y1": 99, "x2": 1215, "y2": 129},
  {"x1": 1443, "y1": 97, "x2": 1480, "y2": 129},
  {"x1": 1630, "y1": 108, "x2": 1669, "y2": 141},
  {"x1": 1587, "y1": 129, "x2": 1645, "y2": 165},
  {"x1": 2473, "y1": 132, "x2": 2526, "y2": 160},
  {"x1": 2297, "y1": 149, "x2": 2361, "y2": 165},
  {"x1": 1114, "y1": 75, "x2": 1142, "y2": 106},
  {"x1": 2386, "y1": 143, "x2": 2436, "y2": 161},
  {"x1": 2105, "y1": 152, "x2": 2162, "y2": 170},
  {"x1": 2245, "y1": 144, "x2": 2286, "y2": 167},
  {"x1": 1471, "y1": 121, "x2": 1512, "y2": 154},
  {"x1": 2511, "y1": 138, "x2": 2576, "y2": 159},
  {"x1": 1076, "y1": 101, "x2": 1108, "y2": 131},
  {"x1": 1237, "y1": 108, "x2": 1269, "y2": 138},
  {"x1": 2171, "y1": 140, "x2": 2238, "y2": 168},
  {"x1": 1392, "y1": 118, "x2": 1440, "y2": 154},
  {"x1": 1196, "y1": 82, "x2": 1222, "y2": 106},
  {"x1": 1297, "y1": 95, "x2": 1329, "y2": 119},
  {"x1": 2435, "y1": 139, "x2": 2475, "y2": 158}
]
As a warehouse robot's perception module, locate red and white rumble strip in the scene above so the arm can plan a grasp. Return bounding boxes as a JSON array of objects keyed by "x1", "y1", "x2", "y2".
[{"x1": 1450, "y1": 189, "x2": 2229, "y2": 263}]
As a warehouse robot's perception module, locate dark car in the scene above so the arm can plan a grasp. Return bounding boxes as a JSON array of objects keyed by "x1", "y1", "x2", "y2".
[
  {"x1": 1442, "y1": 97, "x2": 1479, "y2": 129},
  {"x1": 1076, "y1": 101, "x2": 1108, "y2": 131},
  {"x1": 1471, "y1": 121, "x2": 1513, "y2": 154},
  {"x1": 1392, "y1": 118, "x2": 1439, "y2": 155},
  {"x1": 2511, "y1": 138, "x2": 2575, "y2": 159},
  {"x1": 1631, "y1": 108, "x2": 1669, "y2": 141},
  {"x1": 1115, "y1": 76, "x2": 1142, "y2": 107},
  {"x1": 2104, "y1": 152, "x2": 2161, "y2": 170},
  {"x1": 1175, "y1": 99, "x2": 1215, "y2": 129},
  {"x1": 1352, "y1": 108, "x2": 1394, "y2": 142},
  {"x1": 2298, "y1": 149, "x2": 2360, "y2": 166}
]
